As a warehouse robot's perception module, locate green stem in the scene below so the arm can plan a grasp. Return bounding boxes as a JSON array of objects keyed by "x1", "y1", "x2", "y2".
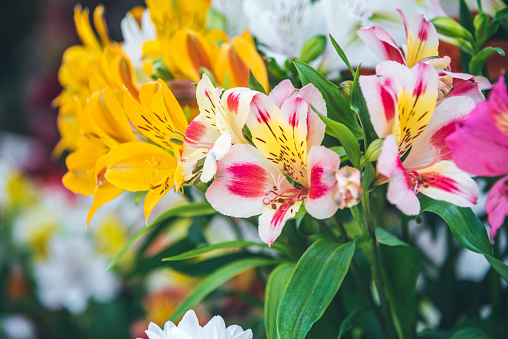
[{"x1": 362, "y1": 192, "x2": 397, "y2": 339}]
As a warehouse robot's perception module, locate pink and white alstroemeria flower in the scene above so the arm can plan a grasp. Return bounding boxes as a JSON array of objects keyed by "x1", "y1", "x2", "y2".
[
  {"x1": 358, "y1": 10, "x2": 484, "y2": 103},
  {"x1": 447, "y1": 75, "x2": 508, "y2": 239},
  {"x1": 206, "y1": 81, "x2": 347, "y2": 245},
  {"x1": 182, "y1": 74, "x2": 258, "y2": 183},
  {"x1": 361, "y1": 61, "x2": 479, "y2": 215}
]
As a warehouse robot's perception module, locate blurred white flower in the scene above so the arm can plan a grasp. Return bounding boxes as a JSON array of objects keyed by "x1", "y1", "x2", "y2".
[
  {"x1": 144, "y1": 310, "x2": 252, "y2": 339},
  {"x1": 212, "y1": 0, "x2": 248, "y2": 37},
  {"x1": 243, "y1": 0, "x2": 326, "y2": 65},
  {"x1": 0, "y1": 315, "x2": 36, "y2": 339},
  {"x1": 33, "y1": 235, "x2": 120, "y2": 314},
  {"x1": 121, "y1": 9, "x2": 156, "y2": 68},
  {"x1": 319, "y1": 0, "x2": 442, "y2": 77},
  {"x1": 441, "y1": 0, "x2": 506, "y2": 17}
]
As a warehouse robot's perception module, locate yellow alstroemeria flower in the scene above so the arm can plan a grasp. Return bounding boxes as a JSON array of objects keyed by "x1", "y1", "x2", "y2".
[
  {"x1": 54, "y1": 5, "x2": 113, "y2": 155},
  {"x1": 62, "y1": 87, "x2": 137, "y2": 226},
  {"x1": 105, "y1": 80, "x2": 189, "y2": 222}
]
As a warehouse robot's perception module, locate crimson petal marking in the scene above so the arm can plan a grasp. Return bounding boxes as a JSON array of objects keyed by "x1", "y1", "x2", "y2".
[
  {"x1": 258, "y1": 200, "x2": 302, "y2": 245},
  {"x1": 357, "y1": 26, "x2": 405, "y2": 64},
  {"x1": 305, "y1": 146, "x2": 341, "y2": 219},
  {"x1": 418, "y1": 161, "x2": 478, "y2": 207},
  {"x1": 377, "y1": 135, "x2": 420, "y2": 215},
  {"x1": 205, "y1": 144, "x2": 290, "y2": 218}
]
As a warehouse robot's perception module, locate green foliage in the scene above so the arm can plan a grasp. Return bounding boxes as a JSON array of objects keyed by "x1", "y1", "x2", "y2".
[
  {"x1": 277, "y1": 240, "x2": 355, "y2": 339},
  {"x1": 170, "y1": 257, "x2": 280, "y2": 321},
  {"x1": 292, "y1": 59, "x2": 363, "y2": 138},
  {"x1": 300, "y1": 35, "x2": 327, "y2": 64},
  {"x1": 248, "y1": 70, "x2": 267, "y2": 94},
  {"x1": 265, "y1": 264, "x2": 295, "y2": 339}
]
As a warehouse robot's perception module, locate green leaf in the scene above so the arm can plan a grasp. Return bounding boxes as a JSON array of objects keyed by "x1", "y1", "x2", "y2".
[
  {"x1": 162, "y1": 240, "x2": 275, "y2": 261},
  {"x1": 380, "y1": 244, "x2": 420, "y2": 338},
  {"x1": 329, "y1": 34, "x2": 353, "y2": 74},
  {"x1": 248, "y1": 70, "x2": 267, "y2": 94},
  {"x1": 293, "y1": 59, "x2": 363, "y2": 138},
  {"x1": 300, "y1": 35, "x2": 327, "y2": 64},
  {"x1": 432, "y1": 16, "x2": 475, "y2": 55},
  {"x1": 361, "y1": 163, "x2": 375, "y2": 193},
  {"x1": 420, "y1": 197, "x2": 508, "y2": 283},
  {"x1": 317, "y1": 113, "x2": 361, "y2": 168},
  {"x1": 450, "y1": 327, "x2": 492, "y2": 339},
  {"x1": 469, "y1": 47, "x2": 505, "y2": 76},
  {"x1": 351, "y1": 66, "x2": 377, "y2": 147},
  {"x1": 459, "y1": 0, "x2": 475, "y2": 34},
  {"x1": 277, "y1": 239, "x2": 355, "y2": 339},
  {"x1": 494, "y1": 7, "x2": 508, "y2": 22},
  {"x1": 265, "y1": 264, "x2": 295, "y2": 339},
  {"x1": 108, "y1": 203, "x2": 216, "y2": 270},
  {"x1": 375, "y1": 227, "x2": 408, "y2": 247},
  {"x1": 169, "y1": 257, "x2": 279, "y2": 321},
  {"x1": 338, "y1": 306, "x2": 372, "y2": 338}
]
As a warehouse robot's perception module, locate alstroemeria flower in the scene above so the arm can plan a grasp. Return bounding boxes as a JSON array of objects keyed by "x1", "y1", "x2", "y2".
[
  {"x1": 205, "y1": 81, "x2": 346, "y2": 244},
  {"x1": 358, "y1": 10, "x2": 484, "y2": 102},
  {"x1": 361, "y1": 61, "x2": 478, "y2": 215},
  {"x1": 182, "y1": 74, "x2": 258, "y2": 183},
  {"x1": 447, "y1": 75, "x2": 508, "y2": 238},
  {"x1": 105, "y1": 80, "x2": 188, "y2": 222}
]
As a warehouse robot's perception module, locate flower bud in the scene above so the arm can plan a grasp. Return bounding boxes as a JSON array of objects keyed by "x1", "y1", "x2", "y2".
[
  {"x1": 334, "y1": 166, "x2": 363, "y2": 209},
  {"x1": 339, "y1": 80, "x2": 353, "y2": 101},
  {"x1": 362, "y1": 138, "x2": 384, "y2": 165}
]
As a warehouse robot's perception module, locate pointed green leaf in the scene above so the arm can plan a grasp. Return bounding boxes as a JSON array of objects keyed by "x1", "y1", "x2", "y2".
[
  {"x1": 338, "y1": 306, "x2": 373, "y2": 338},
  {"x1": 248, "y1": 69, "x2": 267, "y2": 94},
  {"x1": 293, "y1": 59, "x2": 363, "y2": 138},
  {"x1": 277, "y1": 239, "x2": 355, "y2": 339},
  {"x1": 265, "y1": 264, "x2": 295, "y2": 339},
  {"x1": 329, "y1": 34, "x2": 353, "y2": 74},
  {"x1": 162, "y1": 240, "x2": 288, "y2": 261},
  {"x1": 317, "y1": 113, "x2": 361, "y2": 168},
  {"x1": 469, "y1": 47, "x2": 505, "y2": 76},
  {"x1": 169, "y1": 257, "x2": 279, "y2": 321},
  {"x1": 108, "y1": 203, "x2": 216, "y2": 270},
  {"x1": 420, "y1": 196, "x2": 508, "y2": 283}
]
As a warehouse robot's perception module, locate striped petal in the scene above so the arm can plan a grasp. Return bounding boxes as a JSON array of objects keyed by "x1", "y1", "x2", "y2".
[
  {"x1": 248, "y1": 94, "x2": 309, "y2": 186},
  {"x1": 219, "y1": 87, "x2": 259, "y2": 144},
  {"x1": 418, "y1": 161, "x2": 479, "y2": 208},
  {"x1": 357, "y1": 26, "x2": 405, "y2": 65},
  {"x1": 205, "y1": 144, "x2": 293, "y2": 218},
  {"x1": 259, "y1": 199, "x2": 303, "y2": 246},
  {"x1": 377, "y1": 135, "x2": 420, "y2": 216},
  {"x1": 377, "y1": 61, "x2": 439, "y2": 156},
  {"x1": 305, "y1": 146, "x2": 341, "y2": 219},
  {"x1": 400, "y1": 11, "x2": 439, "y2": 68},
  {"x1": 403, "y1": 96, "x2": 475, "y2": 169}
]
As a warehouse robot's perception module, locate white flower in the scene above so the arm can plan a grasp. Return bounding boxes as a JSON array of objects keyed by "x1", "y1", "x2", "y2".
[
  {"x1": 121, "y1": 8, "x2": 156, "y2": 84},
  {"x1": 144, "y1": 310, "x2": 253, "y2": 339},
  {"x1": 1, "y1": 315, "x2": 36, "y2": 339},
  {"x1": 243, "y1": 0, "x2": 326, "y2": 65},
  {"x1": 211, "y1": 0, "x2": 249, "y2": 37},
  {"x1": 33, "y1": 235, "x2": 120, "y2": 314},
  {"x1": 319, "y1": 0, "x2": 442, "y2": 77}
]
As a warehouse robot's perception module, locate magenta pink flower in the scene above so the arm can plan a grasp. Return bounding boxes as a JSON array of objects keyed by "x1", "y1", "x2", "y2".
[{"x1": 446, "y1": 75, "x2": 508, "y2": 239}]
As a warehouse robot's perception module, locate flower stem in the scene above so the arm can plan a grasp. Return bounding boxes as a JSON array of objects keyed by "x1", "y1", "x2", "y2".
[{"x1": 362, "y1": 192, "x2": 397, "y2": 339}]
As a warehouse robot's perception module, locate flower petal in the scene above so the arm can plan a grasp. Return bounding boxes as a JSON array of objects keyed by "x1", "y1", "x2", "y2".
[
  {"x1": 357, "y1": 26, "x2": 405, "y2": 64},
  {"x1": 219, "y1": 87, "x2": 259, "y2": 144},
  {"x1": 205, "y1": 144, "x2": 290, "y2": 218},
  {"x1": 201, "y1": 131, "x2": 232, "y2": 182},
  {"x1": 377, "y1": 135, "x2": 420, "y2": 215},
  {"x1": 268, "y1": 79, "x2": 296, "y2": 108},
  {"x1": 259, "y1": 200, "x2": 302, "y2": 245},
  {"x1": 485, "y1": 176, "x2": 508, "y2": 239},
  {"x1": 418, "y1": 161, "x2": 479, "y2": 208},
  {"x1": 402, "y1": 12, "x2": 439, "y2": 68},
  {"x1": 403, "y1": 95, "x2": 475, "y2": 169},
  {"x1": 304, "y1": 145, "x2": 341, "y2": 219},
  {"x1": 248, "y1": 94, "x2": 309, "y2": 185},
  {"x1": 446, "y1": 101, "x2": 508, "y2": 176},
  {"x1": 489, "y1": 75, "x2": 508, "y2": 136}
]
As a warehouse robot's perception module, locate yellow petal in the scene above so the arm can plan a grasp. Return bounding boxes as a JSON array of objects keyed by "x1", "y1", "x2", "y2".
[
  {"x1": 87, "y1": 154, "x2": 124, "y2": 227},
  {"x1": 93, "y1": 5, "x2": 111, "y2": 46},
  {"x1": 62, "y1": 152, "x2": 98, "y2": 195},
  {"x1": 74, "y1": 5, "x2": 101, "y2": 51},
  {"x1": 105, "y1": 142, "x2": 177, "y2": 192}
]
